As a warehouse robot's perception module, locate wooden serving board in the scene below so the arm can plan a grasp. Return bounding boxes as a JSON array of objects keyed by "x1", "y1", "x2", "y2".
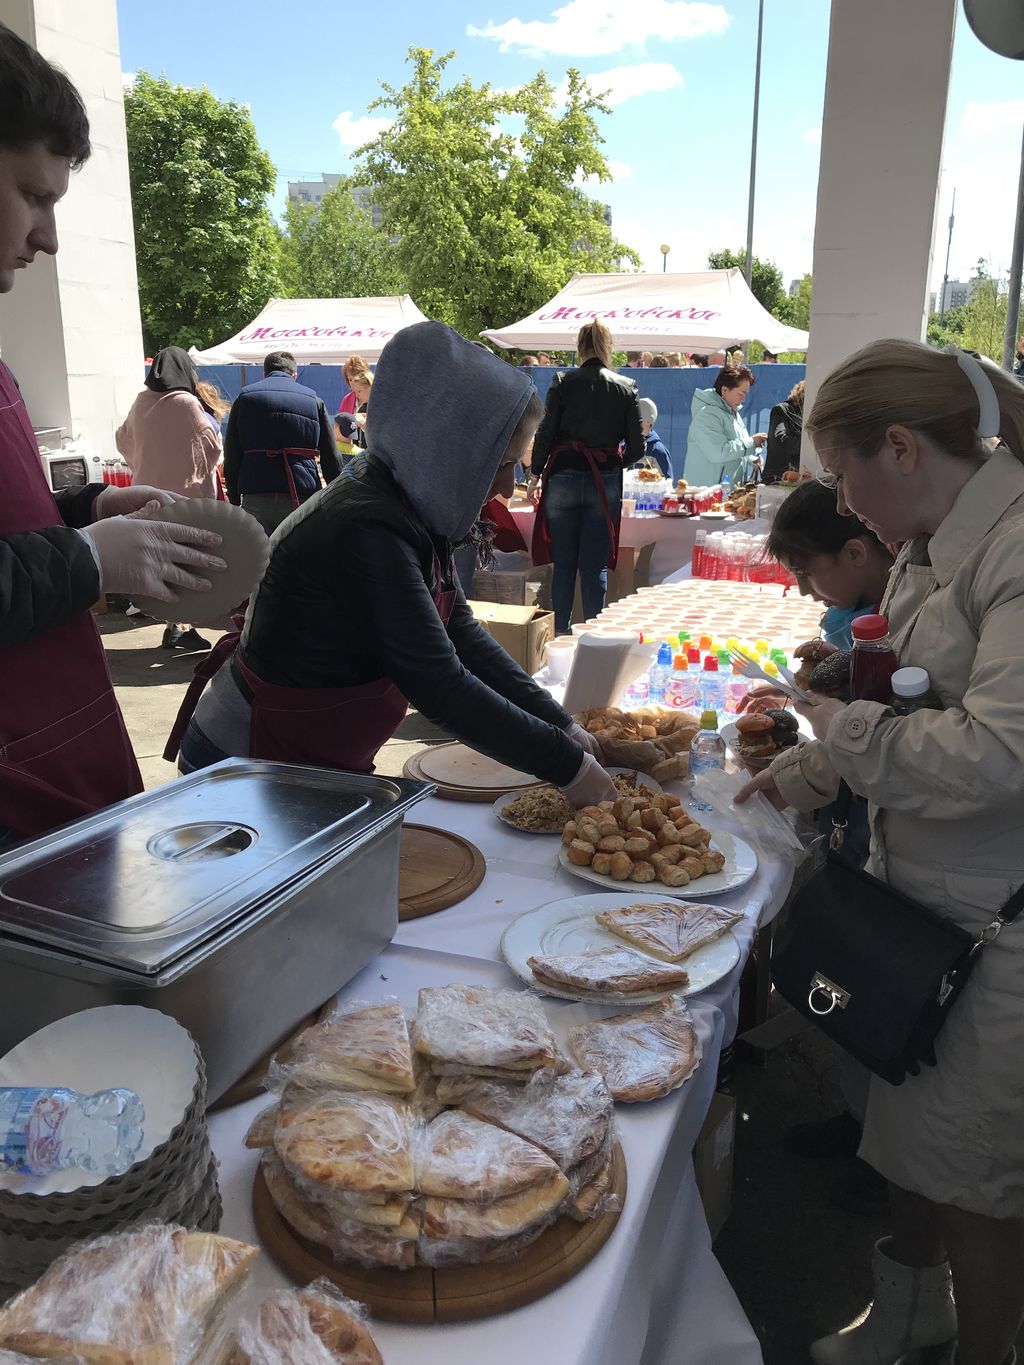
[
  {"x1": 399, "y1": 824, "x2": 486, "y2": 920},
  {"x1": 252, "y1": 1143, "x2": 627, "y2": 1323},
  {"x1": 404, "y1": 743, "x2": 541, "y2": 802}
]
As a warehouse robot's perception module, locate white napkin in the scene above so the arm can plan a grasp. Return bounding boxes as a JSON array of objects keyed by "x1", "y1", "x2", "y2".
[{"x1": 562, "y1": 634, "x2": 658, "y2": 714}]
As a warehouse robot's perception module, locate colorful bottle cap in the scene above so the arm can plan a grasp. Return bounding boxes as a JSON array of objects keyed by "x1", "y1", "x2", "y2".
[
  {"x1": 726, "y1": 637, "x2": 739, "y2": 650},
  {"x1": 703, "y1": 655, "x2": 719, "y2": 672},
  {"x1": 764, "y1": 661, "x2": 779, "y2": 677},
  {"x1": 699, "y1": 709, "x2": 718, "y2": 728},
  {"x1": 717, "y1": 649, "x2": 731, "y2": 667},
  {"x1": 770, "y1": 648, "x2": 786, "y2": 662},
  {"x1": 699, "y1": 634, "x2": 712, "y2": 651},
  {"x1": 732, "y1": 661, "x2": 746, "y2": 676},
  {"x1": 755, "y1": 639, "x2": 769, "y2": 655},
  {"x1": 687, "y1": 646, "x2": 701, "y2": 664},
  {"x1": 851, "y1": 613, "x2": 890, "y2": 641},
  {"x1": 775, "y1": 653, "x2": 789, "y2": 668},
  {"x1": 673, "y1": 654, "x2": 688, "y2": 671}
]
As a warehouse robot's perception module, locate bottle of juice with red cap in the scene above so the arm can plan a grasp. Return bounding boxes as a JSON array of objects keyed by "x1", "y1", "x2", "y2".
[{"x1": 851, "y1": 614, "x2": 898, "y2": 702}]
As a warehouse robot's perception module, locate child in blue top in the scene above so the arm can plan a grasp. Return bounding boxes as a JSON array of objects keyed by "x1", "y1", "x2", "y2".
[
  {"x1": 766, "y1": 479, "x2": 893, "y2": 649},
  {"x1": 637, "y1": 398, "x2": 673, "y2": 478}
]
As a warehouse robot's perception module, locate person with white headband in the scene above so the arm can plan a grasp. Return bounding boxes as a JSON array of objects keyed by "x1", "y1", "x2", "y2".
[{"x1": 736, "y1": 338, "x2": 1024, "y2": 1365}]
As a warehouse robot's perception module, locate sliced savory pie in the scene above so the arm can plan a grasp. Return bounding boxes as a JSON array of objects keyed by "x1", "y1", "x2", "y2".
[
  {"x1": 596, "y1": 901, "x2": 743, "y2": 962},
  {"x1": 460, "y1": 1069, "x2": 613, "y2": 1171},
  {"x1": 412, "y1": 984, "x2": 558, "y2": 1072},
  {"x1": 568, "y1": 995, "x2": 701, "y2": 1102},
  {"x1": 274, "y1": 1092, "x2": 416, "y2": 1194},
  {"x1": 228, "y1": 1280, "x2": 383, "y2": 1365},
  {"x1": 527, "y1": 946, "x2": 689, "y2": 996},
  {"x1": 415, "y1": 1109, "x2": 560, "y2": 1200},
  {"x1": 284, "y1": 1002, "x2": 415, "y2": 1095}
]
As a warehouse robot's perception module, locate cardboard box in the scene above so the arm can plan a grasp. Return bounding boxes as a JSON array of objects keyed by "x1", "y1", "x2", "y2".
[
  {"x1": 467, "y1": 601, "x2": 554, "y2": 676},
  {"x1": 693, "y1": 1091, "x2": 736, "y2": 1241}
]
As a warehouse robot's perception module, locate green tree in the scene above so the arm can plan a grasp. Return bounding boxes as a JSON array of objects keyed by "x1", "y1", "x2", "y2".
[
  {"x1": 707, "y1": 248, "x2": 788, "y2": 318},
  {"x1": 354, "y1": 48, "x2": 639, "y2": 338},
  {"x1": 124, "y1": 73, "x2": 279, "y2": 352},
  {"x1": 279, "y1": 180, "x2": 404, "y2": 299},
  {"x1": 927, "y1": 259, "x2": 1019, "y2": 358},
  {"x1": 785, "y1": 273, "x2": 813, "y2": 331}
]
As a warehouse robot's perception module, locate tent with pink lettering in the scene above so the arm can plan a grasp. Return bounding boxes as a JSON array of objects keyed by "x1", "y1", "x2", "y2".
[
  {"x1": 189, "y1": 295, "x2": 431, "y2": 365},
  {"x1": 480, "y1": 269, "x2": 808, "y2": 353}
]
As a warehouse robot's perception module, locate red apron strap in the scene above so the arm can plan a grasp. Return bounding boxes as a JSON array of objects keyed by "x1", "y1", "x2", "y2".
[
  {"x1": 531, "y1": 441, "x2": 621, "y2": 571},
  {"x1": 246, "y1": 447, "x2": 319, "y2": 510},
  {"x1": 163, "y1": 614, "x2": 245, "y2": 762}
]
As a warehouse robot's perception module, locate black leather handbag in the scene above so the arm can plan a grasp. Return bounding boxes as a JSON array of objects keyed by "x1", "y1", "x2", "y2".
[{"x1": 771, "y1": 784, "x2": 1024, "y2": 1085}]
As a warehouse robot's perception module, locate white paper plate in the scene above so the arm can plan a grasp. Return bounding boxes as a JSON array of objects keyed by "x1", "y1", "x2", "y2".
[
  {"x1": 0, "y1": 1006, "x2": 199, "y2": 1194},
  {"x1": 492, "y1": 768, "x2": 665, "y2": 836},
  {"x1": 130, "y1": 498, "x2": 270, "y2": 626},
  {"x1": 557, "y1": 827, "x2": 757, "y2": 899},
  {"x1": 699, "y1": 510, "x2": 731, "y2": 520},
  {"x1": 501, "y1": 892, "x2": 743, "y2": 1003}
]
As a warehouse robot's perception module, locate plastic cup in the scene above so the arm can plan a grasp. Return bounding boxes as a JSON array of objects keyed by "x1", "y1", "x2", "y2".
[{"x1": 545, "y1": 638, "x2": 577, "y2": 682}]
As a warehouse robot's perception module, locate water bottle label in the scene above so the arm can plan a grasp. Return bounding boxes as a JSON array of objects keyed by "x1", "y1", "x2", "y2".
[
  {"x1": 1, "y1": 1089, "x2": 65, "y2": 1173},
  {"x1": 690, "y1": 752, "x2": 725, "y2": 778}
]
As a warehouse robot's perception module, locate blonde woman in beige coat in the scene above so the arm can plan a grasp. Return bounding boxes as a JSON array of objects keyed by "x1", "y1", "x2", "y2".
[{"x1": 738, "y1": 340, "x2": 1024, "y2": 1365}]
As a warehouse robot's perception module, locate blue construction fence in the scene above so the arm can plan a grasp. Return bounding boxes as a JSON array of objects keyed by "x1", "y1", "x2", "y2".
[{"x1": 197, "y1": 361, "x2": 805, "y2": 484}]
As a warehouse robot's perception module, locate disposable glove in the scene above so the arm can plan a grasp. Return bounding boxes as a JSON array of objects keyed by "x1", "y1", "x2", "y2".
[
  {"x1": 566, "y1": 720, "x2": 603, "y2": 760},
  {"x1": 78, "y1": 505, "x2": 225, "y2": 603},
  {"x1": 559, "y1": 751, "x2": 617, "y2": 807},
  {"x1": 92, "y1": 484, "x2": 183, "y2": 519}
]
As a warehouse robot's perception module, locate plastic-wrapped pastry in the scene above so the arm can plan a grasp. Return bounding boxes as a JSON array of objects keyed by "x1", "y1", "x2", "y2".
[
  {"x1": 415, "y1": 1109, "x2": 560, "y2": 1200},
  {"x1": 273, "y1": 1092, "x2": 416, "y2": 1195},
  {"x1": 227, "y1": 1279, "x2": 383, "y2": 1365},
  {"x1": 527, "y1": 946, "x2": 690, "y2": 996},
  {"x1": 418, "y1": 1169, "x2": 569, "y2": 1241},
  {"x1": 596, "y1": 901, "x2": 743, "y2": 962},
  {"x1": 269, "y1": 1001, "x2": 415, "y2": 1096},
  {"x1": 460, "y1": 1069, "x2": 614, "y2": 1171},
  {"x1": 0, "y1": 1225, "x2": 259, "y2": 1364},
  {"x1": 567, "y1": 1149, "x2": 617, "y2": 1221},
  {"x1": 411, "y1": 985, "x2": 559, "y2": 1074},
  {"x1": 569, "y1": 996, "x2": 701, "y2": 1102}
]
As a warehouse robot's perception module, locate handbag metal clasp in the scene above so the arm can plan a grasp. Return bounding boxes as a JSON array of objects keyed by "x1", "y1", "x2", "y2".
[{"x1": 808, "y1": 972, "x2": 850, "y2": 1016}]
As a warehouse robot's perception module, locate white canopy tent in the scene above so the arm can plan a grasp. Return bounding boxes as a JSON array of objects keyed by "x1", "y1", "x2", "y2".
[
  {"x1": 481, "y1": 269, "x2": 808, "y2": 353},
  {"x1": 189, "y1": 295, "x2": 430, "y2": 365}
]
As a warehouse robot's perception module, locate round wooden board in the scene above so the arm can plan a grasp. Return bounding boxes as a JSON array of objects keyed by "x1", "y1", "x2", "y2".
[
  {"x1": 399, "y1": 824, "x2": 486, "y2": 920},
  {"x1": 207, "y1": 1007, "x2": 321, "y2": 1112},
  {"x1": 252, "y1": 1143, "x2": 627, "y2": 1323},
  {"x1": 403, "y1": 743, "x2": 542, "y2": 802}
]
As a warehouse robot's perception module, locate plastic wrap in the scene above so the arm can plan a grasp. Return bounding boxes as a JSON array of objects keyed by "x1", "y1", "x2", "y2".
[
  {"x1": 0, "y1": 1224, "x2": 259, "y2": 1364},
  {"x1": 689, "y1": 766, "x2": 812, "y2": 860},
  {"x1": 527, "y1": 946, "x2": 691, "y2": 996},
  {"x1": 417, "y1": 1168, "x2": 569, "y2": 1242},
  {"x1": 566, "y1": 1145, "x2": 619, "y2": 1222},
  {"x1": 595, "y1": 901, "x2": 744, "y2": 963},
  {"x1": 227, "y1": 1279, "x2": 382, "y2": 1365},
  {"x1": 411, "y1": 985, "x2": 559, "y2": 1074},
  {"x1": 573, "y1": 706, "x2": 699, "y2": 777},
  {"x1": 415, "y1": 1109, "x2": 560, "y2": 1199},
  {"x1": 459, "y1": 1068, "x2": 614, "y2": 1173},
  {"x1": 273, "y1": 1091, "x2": 416, "y2": 1196},
  {"x1": 569, "y1": 996, "x2": 702, "y2": 1103},
  {"x1": 267, "y1": 1000, "x2": 415, "y2": 1097}
]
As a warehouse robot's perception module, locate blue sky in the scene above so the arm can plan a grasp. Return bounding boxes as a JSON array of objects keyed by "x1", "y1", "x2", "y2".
[{"x1": 118, "y1": 1, "x2": 1024, "y2": 298}]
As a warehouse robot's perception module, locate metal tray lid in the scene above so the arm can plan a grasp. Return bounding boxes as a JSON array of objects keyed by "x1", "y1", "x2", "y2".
[{"x1": 0, "y1": 759, "x2": 431, "y2": 975}]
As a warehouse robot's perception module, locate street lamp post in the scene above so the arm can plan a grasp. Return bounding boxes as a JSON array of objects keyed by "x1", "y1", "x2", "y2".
[{"x1": 660, "y1": 243, "x2": 671, "y2": 273}]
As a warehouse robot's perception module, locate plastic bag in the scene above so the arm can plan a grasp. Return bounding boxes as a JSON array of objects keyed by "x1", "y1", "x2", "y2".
[
  {"x1": 0, "y1": 1224, "x2": 259, "y2": 1364},
  {"x1": 266, "y1": 998, "x2": 415, "y2": 1098},
  {"x1": 689, "y1": 765, "x2": 812, "y2": 860},
  {"x1": 569, "y1": 996, "x2": 703, "y2": 1103},
  {"x1": 228, "y1": 1278, "x2": 382, "y2": 1365}
]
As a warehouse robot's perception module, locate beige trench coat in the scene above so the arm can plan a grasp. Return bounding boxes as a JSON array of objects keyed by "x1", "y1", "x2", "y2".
[{"x1": 771, "y1": 446, "x2": 1024, "y2": 1216}]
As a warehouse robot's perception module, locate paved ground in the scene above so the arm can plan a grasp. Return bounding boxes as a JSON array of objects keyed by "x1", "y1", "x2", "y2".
[{"x1": 99, "y1": 608, "x2": 1007, "y2": 1364}]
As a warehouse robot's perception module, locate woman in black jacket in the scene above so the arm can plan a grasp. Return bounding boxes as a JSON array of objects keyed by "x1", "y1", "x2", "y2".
[
  {"x1": 172, "y1": 323, "x2": 616, "y2": 808},
  {"x1": 528, "y1": 320, "x2": 644, "y2": 633},
  {"x1": 762, "y1": 379, "x2": 805, "y2": 483}
]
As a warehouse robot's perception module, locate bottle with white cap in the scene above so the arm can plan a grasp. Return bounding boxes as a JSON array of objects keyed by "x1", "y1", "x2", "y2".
[{"x1": 890, "y1": 667, "x2": 943, "y2": 716}]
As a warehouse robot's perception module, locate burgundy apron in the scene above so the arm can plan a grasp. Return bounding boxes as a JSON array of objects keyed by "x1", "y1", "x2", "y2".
[
  {"x1": 531, "y1": 441, "x2": 621, "y2": 571},
  {"x1": 245, "y1": 446, "x2": 319, "y2": 509},
  {"x1": 0, "y1": 362, "x2": 143, "y2": 838},
  {"x1": 165, "y1": 555, "x2": 458, "y2": 773},
  {"x1": 483, "y1": 497, "x2": 528, "y2": 553}
]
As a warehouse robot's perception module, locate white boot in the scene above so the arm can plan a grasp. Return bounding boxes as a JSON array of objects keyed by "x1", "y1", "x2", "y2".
[{"x1": 810, "y1": 1237, "x2": 957, "y2": 1364}]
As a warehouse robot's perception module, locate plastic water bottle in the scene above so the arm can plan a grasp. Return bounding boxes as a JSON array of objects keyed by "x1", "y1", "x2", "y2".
[
  {"x1": 0, "y1": 1087, "x2": 145, "y2": 1177},
  {"x1": 720, "y1": 472, "x2": 732, "y2": 503},
  {"x1": 689, "y1": 711, "x2": 726, "y2": 811},
  {"x1": 648, "y1": 644, "x2": 673, "y2": 704},
  {"x1": 622, "y1": 669, "x2": 651, "y2": 710},
  {"x1": 696, "y1": 655, "x2": 726, "y2": 713},
  {"x1": 664, "y1": 654, "x2": 696, "y2": 710}
]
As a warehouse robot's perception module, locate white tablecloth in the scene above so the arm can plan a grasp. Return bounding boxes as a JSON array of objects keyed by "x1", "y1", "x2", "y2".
[{"x1": 209, "y1": 786, "x2": 792, "y2": 1364}]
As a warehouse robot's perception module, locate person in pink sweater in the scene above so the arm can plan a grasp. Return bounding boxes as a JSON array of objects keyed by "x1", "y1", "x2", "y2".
[{"x1": 116, "y1": 347, "x2": 223, "y2": 649}]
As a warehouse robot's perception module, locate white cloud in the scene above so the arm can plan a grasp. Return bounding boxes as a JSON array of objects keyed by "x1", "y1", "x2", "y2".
[
  {"x1": 564, "y1": 62, "x2": 684, "y2": 108},
  {"x1": 801, "y1": 125, "x2": 821, "y2": 145},
  {"x1": 467, "y1": 0, "x2": 729, "y2": 58},
  {"x1": 961, "y1": 98, "x2": 1024, "y2": 137},
  {"x1": 331, "y1": 110, "x2": 393, "y2": 149},
  {"x1": 576, "y1": 159, "x2": 635, "y2": 189},
  {"x1": 121, "y1": 71, "x2": 136, "y2": 89}
]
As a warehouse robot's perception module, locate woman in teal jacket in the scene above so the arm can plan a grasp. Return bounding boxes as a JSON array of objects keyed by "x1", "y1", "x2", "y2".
[{"x1": 684, "y1": 363, "x2": 767, "y2": 486}]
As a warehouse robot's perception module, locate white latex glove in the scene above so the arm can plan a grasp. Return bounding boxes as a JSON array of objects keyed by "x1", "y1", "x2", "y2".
[
  {"x1": 78, "y1": 504, "x2": 225, "y2": 603},
  {"x1": 559, "y1": 752, "x2": 617, "y2": 807},
  {"x1": 92, "y1": 484, "x2": 183, "y2": 519},
  {"x1": 566, "y1": 720, "x2": 603, "y2": 761}
]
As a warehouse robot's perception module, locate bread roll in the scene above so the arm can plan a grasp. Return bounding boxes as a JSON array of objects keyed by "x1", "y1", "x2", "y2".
[
  {"x1": 568, "y1": 840, "x2": 596, "y2": 866},
  {"x1": 609, "y1": 852, "x2": 633, "y2": 881}
]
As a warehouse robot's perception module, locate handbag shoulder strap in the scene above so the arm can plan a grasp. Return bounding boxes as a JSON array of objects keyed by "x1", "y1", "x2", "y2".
[{"x1": 999, "y1": 881, "x2": 1024, "y2": 925}]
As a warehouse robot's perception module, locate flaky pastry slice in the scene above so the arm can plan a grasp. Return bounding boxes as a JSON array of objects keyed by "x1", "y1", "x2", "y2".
[
  {"x1": 419, "y1": 1169, "x2": 570, "y2": 1241},
  {"x1": 227, "y1": 1279, "x2": 383, "y2": 1365},
  {"x1": 274, "y1": 1092, "x2": 415, "y2": 1195},
  {"x1": 460, "y1": 1069, "x2": 613, "y2": 1171},
  {"x1": 412, "y1": 984, "x2": 558, "y2": 1071},
  {"x1": 569, "y1": 996, "x2": 701, "y2": 1102},
  {"x1": 596, "y1": 901, "x2": 743, "y2": 962},
  {"x1": 415, "y1": 1109, "x2": 559, "y2": 1200},
  {"x1": 527, "y1": 946, "x2": 689, "y2": 995},
  {"x1": 0, "y1": 1225, "x2": 258, "y2": 1364},
  {"x1": 281, "y1": 1002, "x2": 415, "y2": 1095},
  {"x1": 567, "y1": 1150, "x2": 617, "y2": 1222}
]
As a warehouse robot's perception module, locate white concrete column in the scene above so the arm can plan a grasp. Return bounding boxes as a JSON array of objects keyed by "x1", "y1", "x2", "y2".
[
  {"x1": 0, "y1": 0, "x2": 144, "y2": 452},
  {"x1": 802, "y1": 0, "x2": 957, "y2": 464}
]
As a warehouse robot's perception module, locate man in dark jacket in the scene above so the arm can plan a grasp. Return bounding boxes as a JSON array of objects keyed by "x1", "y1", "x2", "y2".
[{"x1": 222, "y1": 350, "x2": 341, "y2": 535}]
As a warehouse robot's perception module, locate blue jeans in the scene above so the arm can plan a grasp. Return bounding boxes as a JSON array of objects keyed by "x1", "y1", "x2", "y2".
[
  {"x1": 178, "y1": 718, "x2": 231, "y2": 775},
  {"x1": 544, "y1": 468, "x2": 622, "y2": 634}
]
